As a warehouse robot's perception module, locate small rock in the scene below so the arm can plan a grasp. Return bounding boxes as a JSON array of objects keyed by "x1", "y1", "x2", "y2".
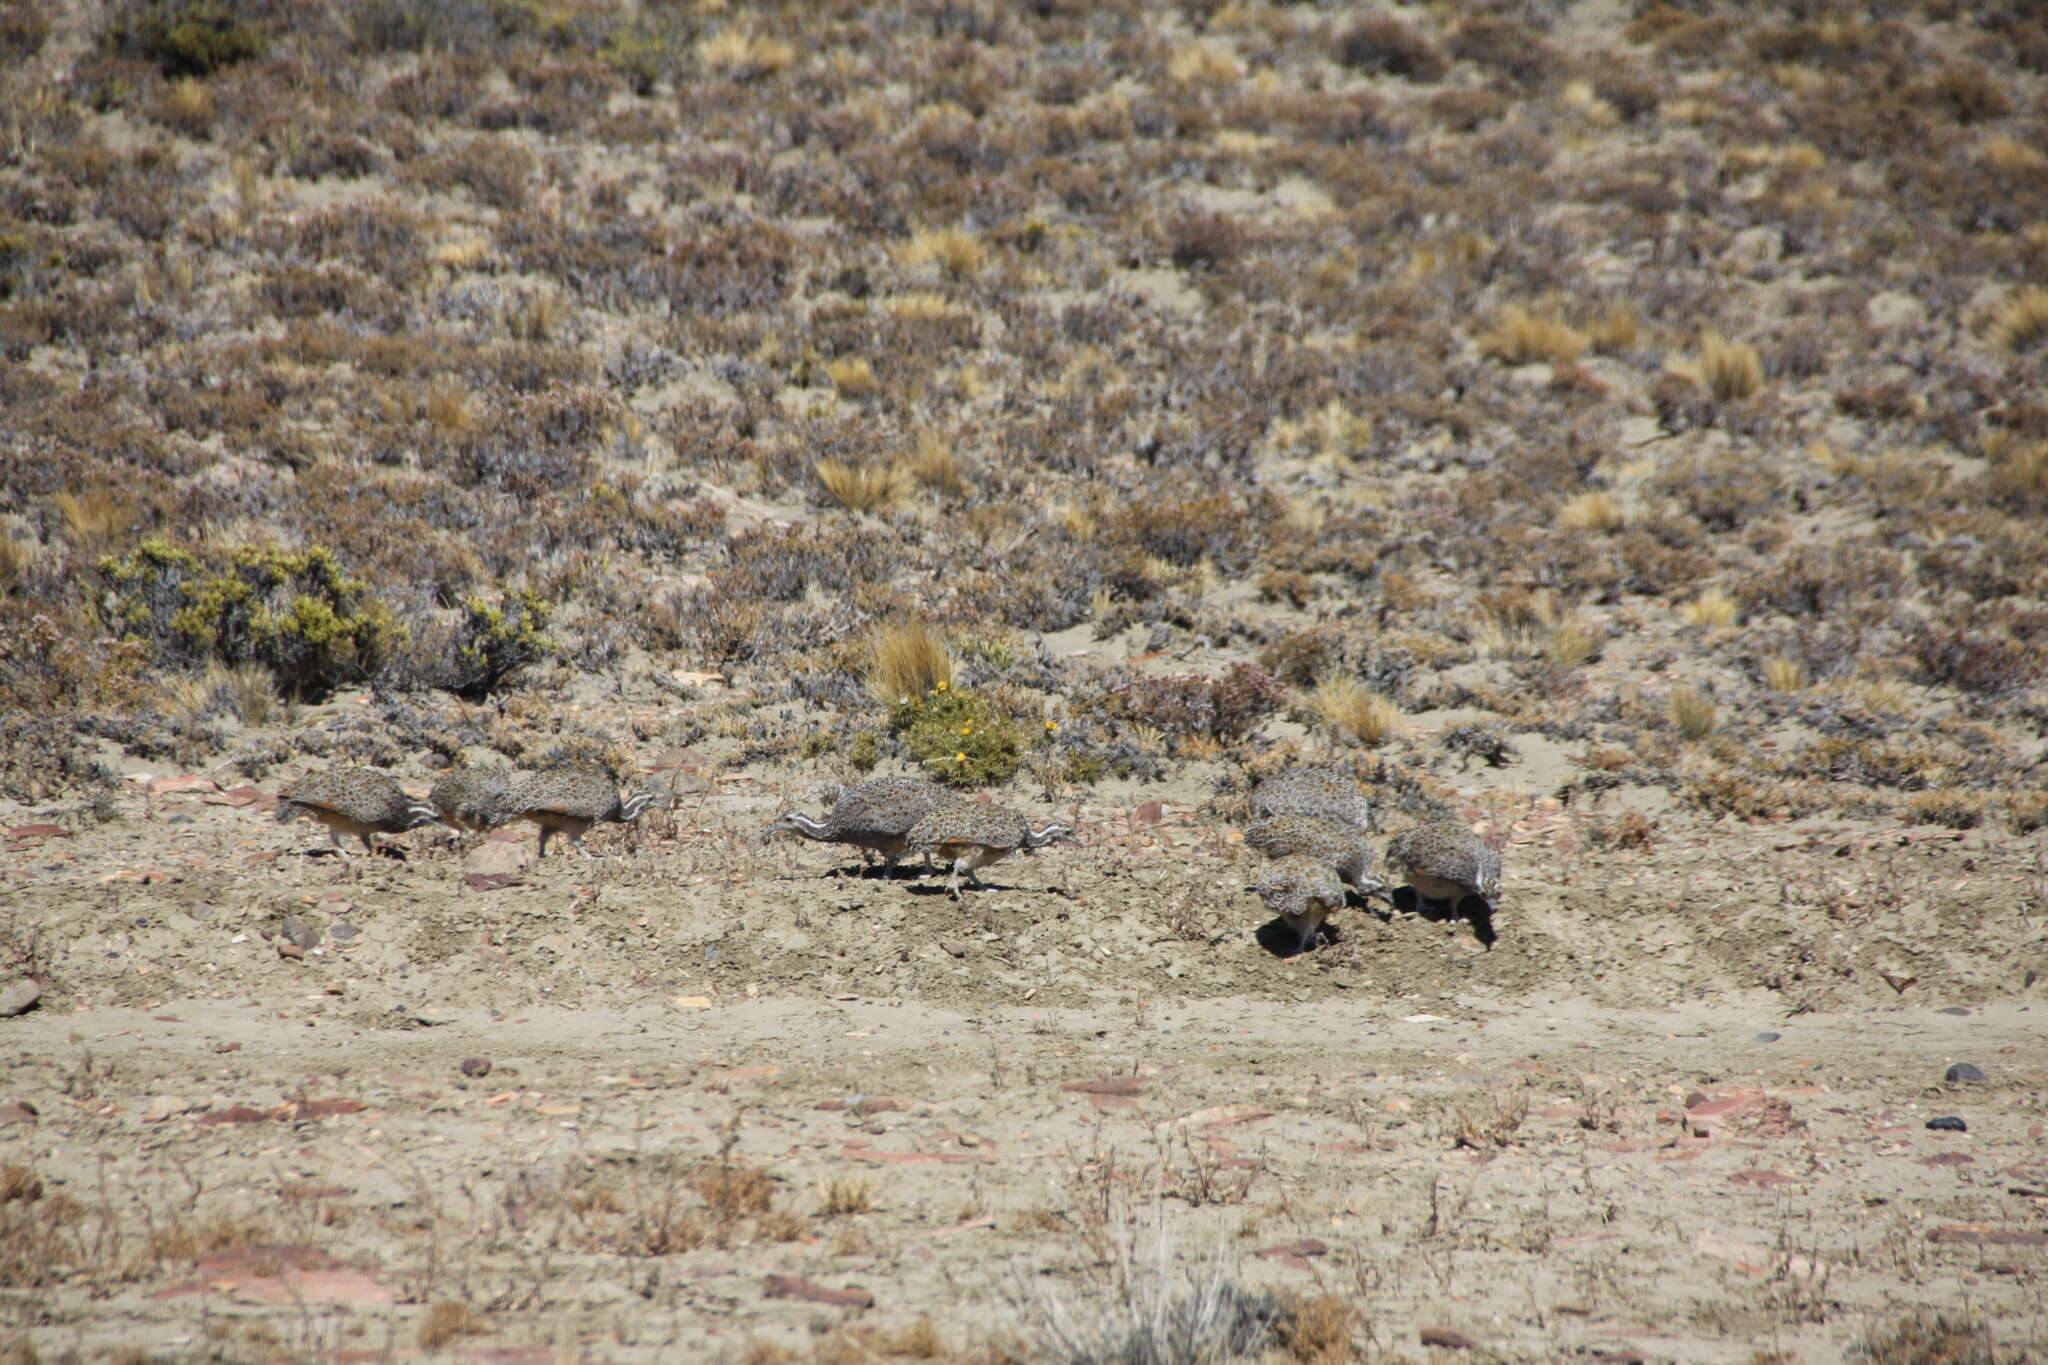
[
  {"x1": 1926, "y1": 1116, "x2": 1968, "y2": 1133},
  {"x1": 277, "y1": 942, "x2": 305, "y2": 961},
  {"x1": 0, "y1": 979, "x2": 42, "y2": 1018},
  {"x1": 459, "y1": 1058, "x2": 492, "y2": 1077},
  {"x1": 188, "y1": 903, "x2": 216, "y2": 921},
  {"x1": 1754, "y1": 1032, "x2": 1781, "y2": 1043},
  {"x1": 1937, "y1": 1006, "x2": 1971, "y2": 1017},
  {"x1": 141, "y1": 1095, "x2": 188, "y2": 1123},
  {"x1": 1945, "y1": 1063, "x2": 1988, "y2": 1085},
  {"x1": 0, "y1": 1099, "x2": 38, "y2": 1124},
  {"x1": 280, "y1": 915, "x2": 320, "y2": 950},
  {"x1": 465, "y1": 840, "x2": 533, "y2": 876},
  {"x1": 329, "y1": 923, "x2": 360, "y2": 941}
]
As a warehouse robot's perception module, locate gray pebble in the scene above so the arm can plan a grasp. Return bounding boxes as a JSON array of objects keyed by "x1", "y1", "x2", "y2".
[
  {"x1": 1754, "y1": 1032, "x2": 1781, "y2": 1043},
  {"x1": 1936, "y1": 1006, "x2": 1971, "y2": 1017},
  {"x1": 279, "y1": 915, "x2": 320, "y2": 950},
  {"x1": 329, "y1": 923, "x2": 360, "y2": 941},
  {"x1": 0, "y1": 979, "x2": 41, "y2": 1018},
  {"x1": 1943, "y1": 1062, "x2": 1987, "y2": 1085},
  {"x1": 1925, "y1": 1116, "x2": 1967, "y2": 1132}
]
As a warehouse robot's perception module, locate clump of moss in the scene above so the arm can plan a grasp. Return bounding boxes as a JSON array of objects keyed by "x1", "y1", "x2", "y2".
[
  {"x1": 888, "y1": 683, "x2": 1022, "y2": 787},
  {"x1": 106, "y1": 0, "x2": 265, "y2": 77},
  {"x1": 100, "y1": 539, "x2": 397, "y2": 699},
  {"x1": 448, "y1": 591, "x2": 554, "y2": 701}
]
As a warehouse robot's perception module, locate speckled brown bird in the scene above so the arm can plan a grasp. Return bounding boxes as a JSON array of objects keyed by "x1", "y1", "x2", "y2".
[
  {"x1": 276, "y1": 767, "x2": 438, "y2": 856},
  {"x1": 1250, "y1": 764, "x2": 1374, "y2": 832},
  {"x1": 502, "y1": 768, "x2": 658, "y2": 858},
  {"x1": 904, "y1": 803, "x2": 1076, "y2": 899},
  {"x1": 1384, "y1": 819, "x2": 1502, "y2": 944},
  {"x1": 765, "y1": 776, "x2": 956, "y2": 874},
  {"x1": 428, "y1": 769, "x2": 512, "y2": 835},
  {"x1": 1242, "y1": 813, "x2": 1386, "y2": 898},
  {"x1": 1255, "y1": 854, "x2": 1347, "y2": 955}
]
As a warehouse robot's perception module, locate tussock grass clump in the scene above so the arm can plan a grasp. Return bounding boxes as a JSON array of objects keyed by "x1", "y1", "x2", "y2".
[
  {"x1": 1311, "y1": 675, "x2": 1396, "y2": 747},
  {"x1": 865, "y1": 623, "x2": 953, "y2": 704},
  {"x1": 815, "y1": 1178, "x2": 874, "y2": 1217},
  {"x1": 1474, "y1": 590, "x2": 1559, "y2": 657},
  {"x1": 1987, "y1": 440, "x2": 2048, "y2": 507},
  {"x1": 1763, "y1": 655, "x2": 1809, "y2": 693},
  {"x1": 55, "y1": 490, "x2": 134, "y2": 557},
  {"x1": 418, "y1": 1301, "x2": 487, "y2": 1350},
  {"x1": 1988, "y1": 286, "x2": 2048, "y2": 353},
  {"x1": 908, "y1": 429, "x2": 966, "y2": 497},
  {"x1": 1682, "y1": 588, "x2": 1741, "y2": 629},
  {"x1": 1478, "y1": 306, "x2": 1584, "y2": 367},
  {"x1": 695, "y1": 29, "x2": 795, "y2": 80},
  {"x1": 893, "y1": 227, "x2": 984, "y2": 279},
  {"x1": 815, "y1": 459, "x2": 904, "y2": 514},
  {"x1": 823, "y1": 356, "x2": 878, "y2": 397},
  {"x1": 1585, "y1": 302, "x2": 1642, "y2": 355},
  {"x1": 1544, "y1": 617, "x2": 1602, "y2": 668},
  {"x1": 1559, "y1": 491, "x2": 1624, "y2": 532},
  {"x1": 1669, "y1": 689, "x2": 1718, "y2": 740},
  {"x1": 1167, "y1": 43, "x2": 1243, "y2": 86},
  {"x1": 1698, "y1": 333, "x2": 1765, "y2": 401},
  {"x1": 0, "y1": 538, "x2": 31, "y2": 590},
  {"x1": 106, "y1": 0, "x2": 265, "y2": 77}
]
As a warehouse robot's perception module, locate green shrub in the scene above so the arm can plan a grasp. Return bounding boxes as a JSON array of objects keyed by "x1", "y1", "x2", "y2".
[
  {"x1": 100, "y1": 539, "x2": 398, "y2": 698},
  {"x1": 888, "y1": 683, "x2": 1022, "y2": 787},
  {"x1": 448, "y1": 591, "x2": 554, "y2": 700},
  {"x1": 106, "y1": 1, "x2": 264, "y2": 77}
]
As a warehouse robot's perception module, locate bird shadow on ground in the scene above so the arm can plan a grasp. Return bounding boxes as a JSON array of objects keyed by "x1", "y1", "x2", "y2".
[
  {"x1": 1253, "y1": 918, "x2": 1340, "y2": 958},
  {"x1": 905, "y1": 881, "x2": 1075, "y2": 899},
  {"x1": 1391, "y1": 886, "x2": 1496, "y2": 948}
]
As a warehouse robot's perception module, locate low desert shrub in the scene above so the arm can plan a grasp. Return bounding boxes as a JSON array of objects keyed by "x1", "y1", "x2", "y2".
[{"x1": 888, "y1": 683, "x2": 1022, "y2": 787}]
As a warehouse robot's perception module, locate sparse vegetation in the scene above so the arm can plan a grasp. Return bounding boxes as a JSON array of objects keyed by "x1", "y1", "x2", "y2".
[
  {"x1": 1311, "y1": 675, "x2": 1396, "y2": 748},
  {"x1": 888, "y1": 683, "x2": 1023, "y2": 787},
  {"x1": 865, "y1": 623, "x2": 953, "y2": 705}
]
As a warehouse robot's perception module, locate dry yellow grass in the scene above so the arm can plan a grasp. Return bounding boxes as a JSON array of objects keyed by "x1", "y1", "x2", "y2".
[
  {"x1": 1544, "y1": 617, "x2": 1602, "y2": 669},
  {"x1": 417, "y1": 1301, "x2": 486, "y2": 1350},
  {"x1": 1981, "y1": 133, "x2": 2045, "y2": 173},
  {"x1": 1559, "y1": 491, "x2": 1624, "y2": 532},
  {"x1": 894, "y1": 227, "x2": 985, "y2": 278},
  {"x1": 423, "y1": 380, "x2": 471, "y2": 433},
  {"x1": 696, "y1": 30, "x2": 796, "y2": 79},
  {"x1": 1585, "y1": 302, "x2": 1641, "y2": 355},
  {"x1": 1699, "y1": 332, "x2": 1764, "y2": 401},
  {"x1": 908, "y1": 429, "x2": 965, "y2": 496},
  {"x1": 54, "y1": 490, "x2": 132, "y2": 556},
  {"x1": 1670, "y1": 689, "x2": 1717, "y2": 740},
  {"x1": 1312, "y1": 675, "x2": 1397, "y2": 747},
  {"x1": 1682, "y1": 588, "x2": 1740, "y2": 629},
  {"x1": 1474, "y1": 591, "x2": 1558, "y2": 656},
  {"x1": 1763, "y1": 655, "x2": 1809, "y2": 693},
  {"x1": 1168, "y1": 43, "x2": 1243, "y2": 84},
  {"x1": 1989, "y1": 440, "x2": 2048, "y2": 503},
  {"x1": 1989, "y1": 286, "x2": 2048, "y2": 353},
  {"x1": 815, "y1": 1178, "x2": 875, "y2": 1217},
  {"x1": 823, "y1": 356, "x2": 878, "y2": 396},
  {"x1": 0, "y1": 537, "x2": 31, "y2": 589},
  {"x1": 814, "y1": 459, "x2": 903, "y2": 513},
  {"x1": 432, "y1": 237, "x2": 491, "y2": 270},
  {"x1": 885, "y1": 290, "x2": 967, "y2": 322},
  {"x1": 1478, "y1": 306, "x2": 1585, "y2": 367},
  {"x1": 864, "y1": 623, "x2": 953, "y2": 704}
]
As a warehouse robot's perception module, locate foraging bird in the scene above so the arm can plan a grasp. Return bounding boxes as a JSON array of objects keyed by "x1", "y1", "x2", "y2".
[
  {"x1": 1250, "y1": 764, "x2": 1374, "y2": 832},
  {"x1": 764, "y1": 776, "x2": 956, "y2": 874},
  {"x1": 1242, "y1": 813, "x2": 1387, "y2": 898},
  {"x1": 502, "y1": 768, "x2": 658, "y2": 858},
  {"x1": 1383, "y1": 819, "x2": 1502, "y2": 945},
  {"x1": 903, "y1": 803, "x2": 1076, "y2": 899},
  {"x1": 428, "y1": 768, "x2": 512, "y2": 834},
  {"x1": 276, "y1": 767, "x2": 438, "y2": 857},
  {"x1": 1255, "y1": 854, "x2": 1347, "y2": 955}
]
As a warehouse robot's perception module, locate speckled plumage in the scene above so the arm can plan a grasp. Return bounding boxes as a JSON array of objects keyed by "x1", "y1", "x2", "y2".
[
  {"x1": 1384, "y1": 820, "x2": 1502, "y2": 914},
  {"x1": 276, "y1": 767, "x2": 438, "y2": 856},
  {"x1": 904, "y1": 803, "x2": 1076, "y2": 898},
  {"x1": 1242, "y1": 813, "x2": 1383, "y2": 894},
  {"x1": 1255, "y1": 854, "x2": 1347, "y2": 954},
  {"x1": 429, "y1": 769, "x2": 512, "y2": 834},
  {"x1": 503, "y1": 768, "x2": 657, "y2": 857},
  {"x1": 766, "y1": 776, "x2": 956, "y2": 872},
  {"x1": 1249, "y1": 765, "x2": 1373, "y2": 832}
]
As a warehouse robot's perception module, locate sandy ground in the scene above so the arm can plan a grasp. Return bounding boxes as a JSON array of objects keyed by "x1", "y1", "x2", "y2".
[{"x1": 2, "y1": 753, "x2": 2044, "y2": 1363}]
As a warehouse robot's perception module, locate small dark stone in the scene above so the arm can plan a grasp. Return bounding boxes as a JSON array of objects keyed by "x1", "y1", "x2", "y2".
[
  {"x1": 1754, "y1": 1032, "x2": 1781, "y2": 1043},
  {"x1": 279, "y1": 915, "x2": 320, "y2": 950},
  {"x1": 1937, "y1": 1006, "x2": 1971, "y2": 1017},
  {"x1": 1926, "y1": 1116, "x2": 1968, "y2": 1132},
  {"x1": 188, "y1": 903, "x2": 215, "y2": 921},
  {"x1": 459, "y1": 1057, "x2": 492, "y2": 1077},
  {"x1": 329, "y1": 923, "x2": 359, "y2": 941},
  {"x1": 1944, "y1": 1063, "x2": 1988, "y2": 1085}
]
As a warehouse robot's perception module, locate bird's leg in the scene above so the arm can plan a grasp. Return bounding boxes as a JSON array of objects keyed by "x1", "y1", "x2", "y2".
[
  {"x1": 947, "y1": 859, "x2": 966, "y2": 900},
  {"x1": 329, "y1": 827, "x2": 349, "y2": 857},
  {"x1": 537, "y1": 826, "x2": 553, "y2": 858}
]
